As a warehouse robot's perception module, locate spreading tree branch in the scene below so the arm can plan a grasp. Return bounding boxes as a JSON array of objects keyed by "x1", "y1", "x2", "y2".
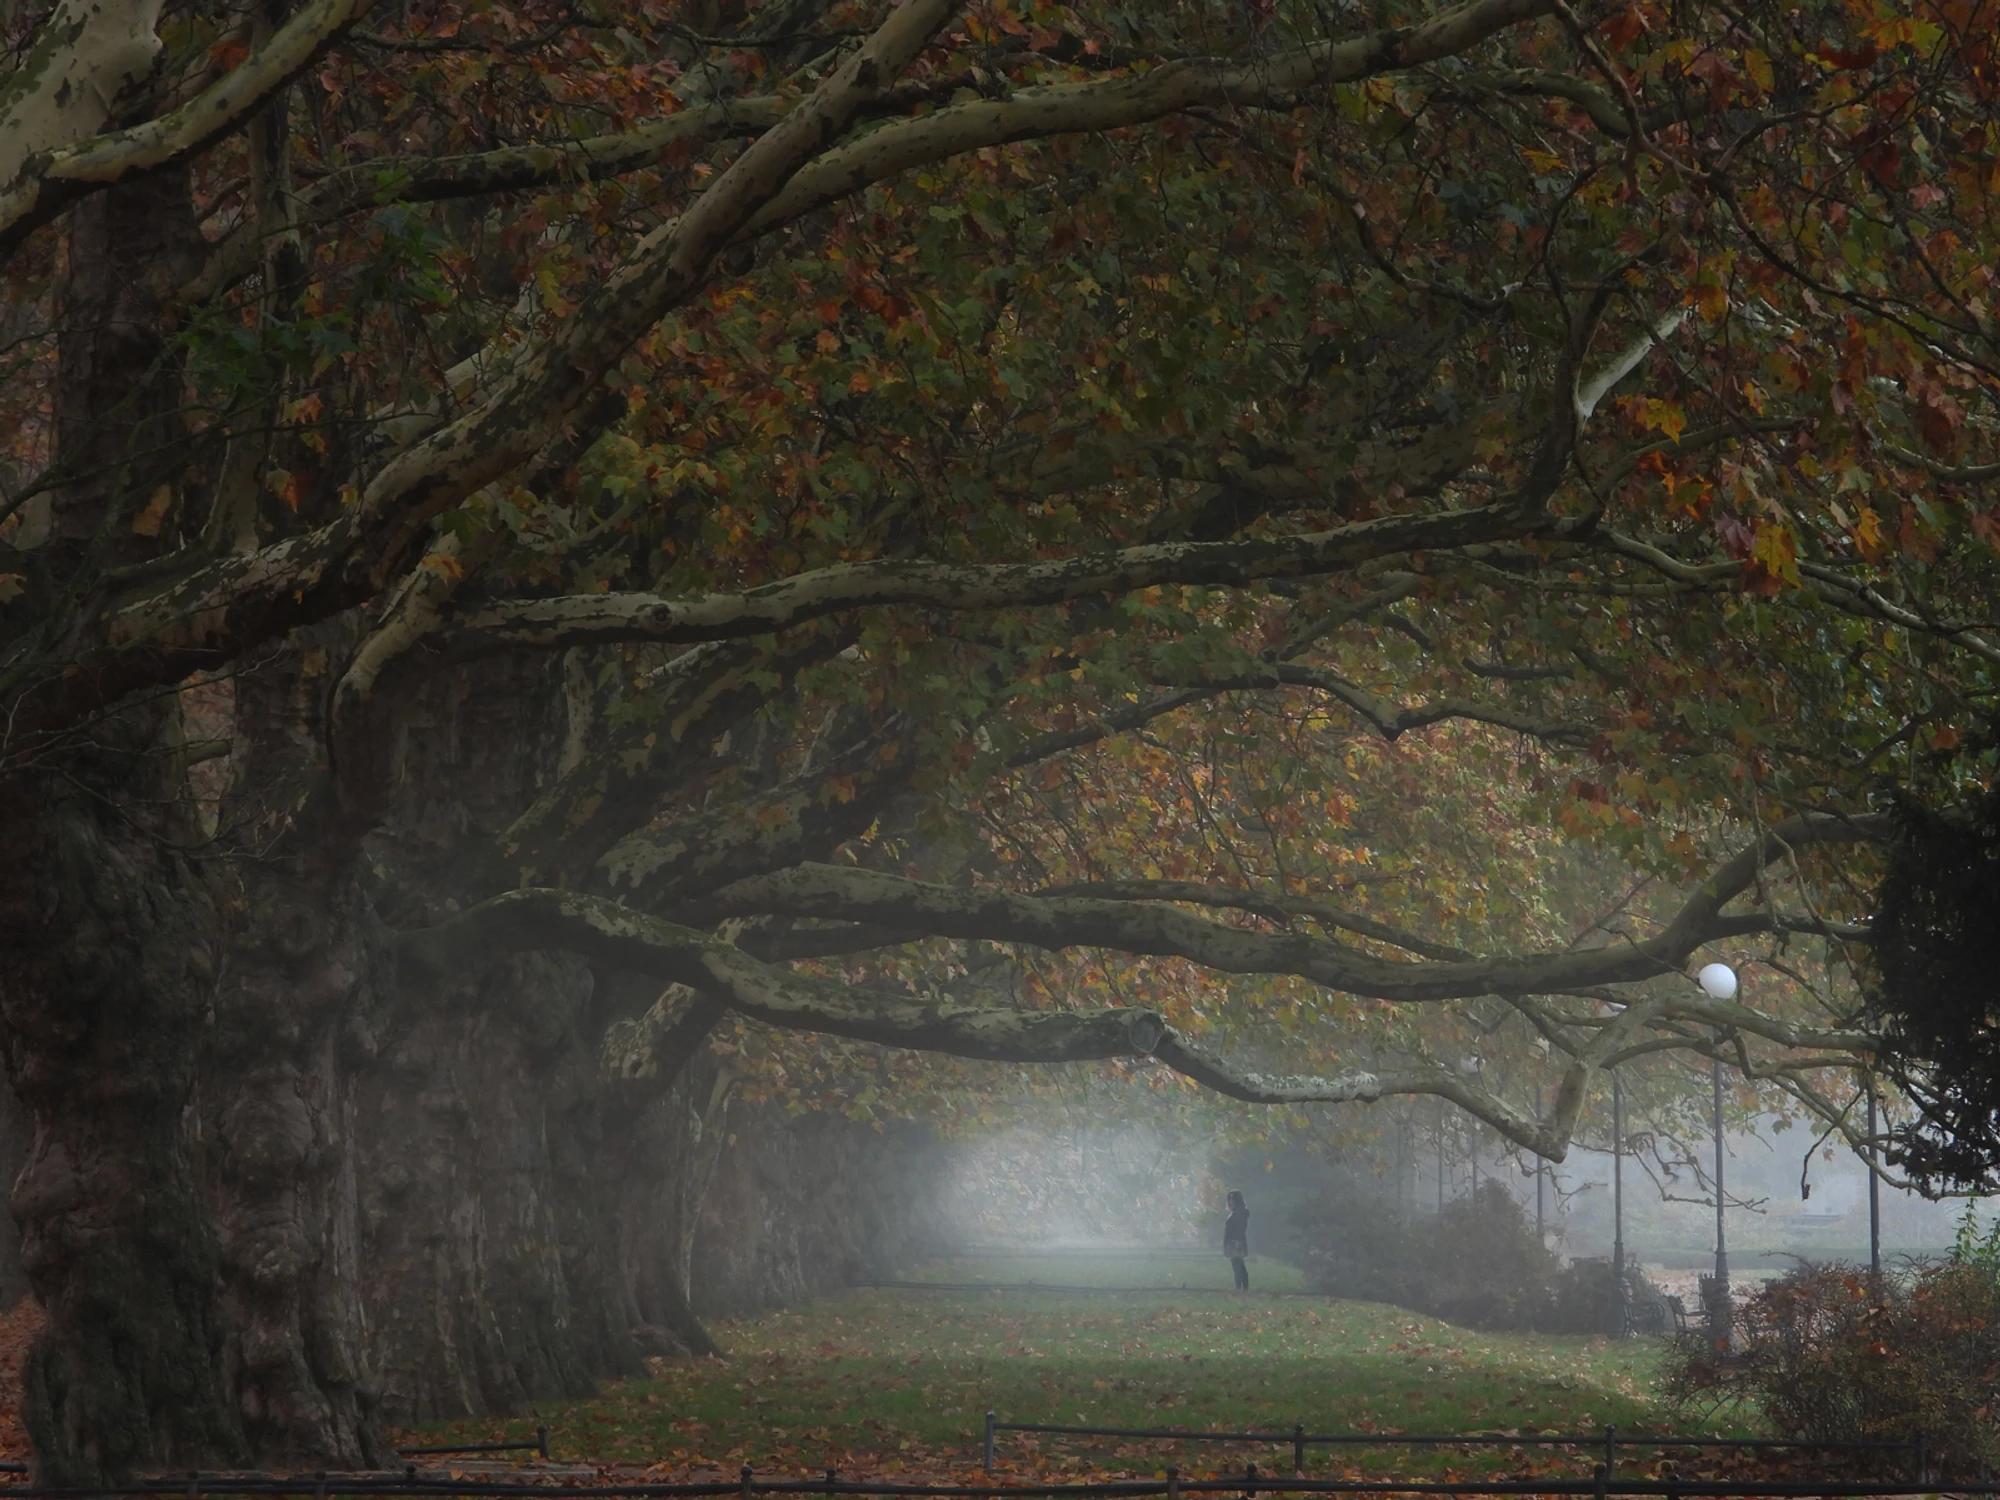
[
  {"x1": 401, "y1": 886, "x2": 1628, "y2": 1157},
  {"x1": 736, "y1": 0, "x2": 1559, "y2": 236},
  {"x1": 491, "y1": 632, "x2": 856, "y2": 888},
  {"x1": 0, "y1": 0, "x2": 376, "y2": 254},
  {"x1": 37, "y1": 0, "x2": 1565, "y2": 745},
  {"x1": 1161, "y1": 660, "x2": 1594, "y2": 745},
  {"x1": 1034, "y1": 879, "x2": 1475, "y2": 961},
  {"x1": 0, "y1": 0, "x2": 163, "y2": 194},
  {"x1": 436, "y1": 508, "x2": 1576, "y2": 653},
  {"x1": 26, "y1": 0, "x2": 954, "y2": 746},
  {"x1": 177, "y1": 96, "x2": 791, "y2": 308},
  {"x1": 690, "y1": 813, "x2": 1890, "y2": 1002}
]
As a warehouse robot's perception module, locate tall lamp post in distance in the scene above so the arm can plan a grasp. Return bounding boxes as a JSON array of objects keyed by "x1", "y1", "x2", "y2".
[
  {"x1": 1533, "y1": 1037, "x2": 1552, "y2": 1247},
  {"x1": 1698, "y1": 962, "x2": 1739, "y2": 1347},
  {"x1": 1611, "y1": 1068, "x2": 1626, "y2": 1338},
  {"x1": 1862, "y1": 998, "x2": 1882, "y2": 1281},
  {"x1": 1866, "y1": 1073, "x2": 1882, "y2": 1280},
  {"x1": 1535, "y1": 1081, "x2": 1546, "y2": 1245}
]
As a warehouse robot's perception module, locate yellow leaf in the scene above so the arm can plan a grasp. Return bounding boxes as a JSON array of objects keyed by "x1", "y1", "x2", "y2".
[
  {"x1": 1638, "y1": 397, "x2": 1687, "y2": 441},
  {"x1": 132, "y1": 485, "x2": 173, "y2": 537},
  {"x1": 1752, "y1": 519, "x2": 1800, "y2": 585},
  {"x1": 1853, "y1": 505, "x2": 1885, "y2": 559}
]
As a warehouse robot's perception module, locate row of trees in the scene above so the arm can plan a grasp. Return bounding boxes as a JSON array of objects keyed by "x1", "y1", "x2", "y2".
[{"x1": 2, "y1": 0, "x2": 1999, "y2": 1480}]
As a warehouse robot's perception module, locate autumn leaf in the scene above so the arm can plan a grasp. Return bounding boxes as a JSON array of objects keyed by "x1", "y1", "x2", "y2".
[{"x1": 131, "y1": 485, "x2": 173, "y2": 537}]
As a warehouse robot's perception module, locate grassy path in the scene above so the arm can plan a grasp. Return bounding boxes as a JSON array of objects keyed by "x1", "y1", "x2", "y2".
[{"x1": 406, "y1": 1256, "x2": 1697, "y2": 1479}]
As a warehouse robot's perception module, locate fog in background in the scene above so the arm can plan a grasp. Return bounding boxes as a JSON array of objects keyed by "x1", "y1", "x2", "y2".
[
  {"x1": 940, "y1": 1127, "x2": 1213, "y2": 1246},
  {"x1": 936, "y1": 1117, "x2": 1999, "y2": 1272},
  {"x1": 1531, "y1": 1123, "x2": 1995, "y2": 1270}
]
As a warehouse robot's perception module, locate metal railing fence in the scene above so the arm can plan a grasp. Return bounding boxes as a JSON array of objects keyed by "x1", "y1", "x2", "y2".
[
  {"x1": 0, "y1": 1466, "x2": 1986, "y2": 1500},
  {"x1": 0, "y1": 1429, "x2": 552, "y2": 1484},
  {"x1": 398, "y1": 1430, "x2": 551, "y2": 1462},
  {"x1": 979, "y1": 1420, "x2": 1925, "y2": 1484}
]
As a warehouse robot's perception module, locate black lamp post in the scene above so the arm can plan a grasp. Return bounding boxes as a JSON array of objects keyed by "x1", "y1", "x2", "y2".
[
  {"x1": 1712, "y1": 1056, "x2": 1729, "y2": 1294},
  {"x1": 1697, "y1": 964, "x2": 1740, "y2": 1347},
  {"x1": 1535, "y1": 1081, "x2": 1545, "y2": 1244},
  {"x1": 1611, "y1": 1069, "x2": 1626, "y2": 1338},
  {"x1": 1867, "y1": 1080, "x2": 1882, "y2": 1279},
  {"x1": 1436, "y1": 1101, "x2": 1445, "y2": 1213}
]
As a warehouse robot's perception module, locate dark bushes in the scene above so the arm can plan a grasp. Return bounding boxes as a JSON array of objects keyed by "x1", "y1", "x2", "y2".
[
  {"x1": 1663, "y1": 1247, "x2": 2000, "y2": 1479},
  {"x1": 1296, "y1": 1180, "x2": 1651, "y2": 1334}
]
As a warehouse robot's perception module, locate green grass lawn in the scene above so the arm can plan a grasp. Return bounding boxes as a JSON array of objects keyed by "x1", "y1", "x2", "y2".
[
  {"x1": 404, "y1": 1254, "x2": 1715, "y2": 1479},
  {"x1": 872, "y1": 1251, "x2": 1313, "y2": 1292}
]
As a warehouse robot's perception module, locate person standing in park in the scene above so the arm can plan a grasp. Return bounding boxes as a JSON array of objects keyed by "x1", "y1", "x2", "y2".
[{"x1": 1223, "y1": 1190, "x2": 1250, "y2": 1290}]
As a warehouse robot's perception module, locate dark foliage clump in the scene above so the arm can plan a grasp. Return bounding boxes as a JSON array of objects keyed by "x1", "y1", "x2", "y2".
[
  {"x1": 1664, "y1": 1240, "x2": 2000, "y2": 1480},
  {"x1": 1870, "y1": 788, "x2": 2000, "y2": 1190},
  {"x1": 1541, "y1": 1256, "x2": 1627, "y2": 1336},
  {"x1": 1295, "y1": 1180, "x2": 1657, "y2": 1334}
]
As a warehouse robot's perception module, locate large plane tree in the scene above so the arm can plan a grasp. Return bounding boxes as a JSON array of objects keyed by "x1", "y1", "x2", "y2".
[{"x1": 2, "y1": 0, "x2": 1998, "y2": 1481}]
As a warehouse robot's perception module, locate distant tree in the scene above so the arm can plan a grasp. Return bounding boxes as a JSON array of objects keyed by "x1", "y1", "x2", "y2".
[{"x1": 1868, "y1": 788, "x2": 2000, "y2": 1191}]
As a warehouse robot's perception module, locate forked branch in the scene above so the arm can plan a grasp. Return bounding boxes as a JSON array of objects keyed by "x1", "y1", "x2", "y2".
[
  {"x1": 689, "y1": 813, "x2": 1889, "y2": 1002},
  {"x1": 403, "y1": 887, "x2": 1610, "y2": 1156}
]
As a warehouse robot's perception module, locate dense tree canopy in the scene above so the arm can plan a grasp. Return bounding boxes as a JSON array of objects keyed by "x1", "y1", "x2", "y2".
[{"x1": 4, "y1": 0, "x2": 2000, "y2": 1479}]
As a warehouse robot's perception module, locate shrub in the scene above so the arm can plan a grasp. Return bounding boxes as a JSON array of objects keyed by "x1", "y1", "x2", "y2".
[
  {"x1": 1297, "y1": 1180, "x2": 1661, "y2": 1334},
  {"x1": 1543, "y1": 1255, "x2": 1621, "y2": 1336},
  {"x1": 1663, "y1": 1241, "x2": 2000, "y2": 1479}
]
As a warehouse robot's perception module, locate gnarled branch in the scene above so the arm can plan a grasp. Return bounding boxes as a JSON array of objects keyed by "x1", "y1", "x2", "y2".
[
  {"x1": 401, "y1": 886, "x2": 1612, "y2": 1157},
  {"x1": 439, "y1": 508, "x2": 1574, "y2": 653},
  {"x1": 694, "y1": 813, "x2": 1890, "y2": 1002},
  {"x1": 176, "y1": 96, "x2": 789, "y2": 309},
  {"x1": 0, "y1": 0, "x2": 374, "y2": 255},
  {"x1": 738, "y1": 0, "x2": 1559, "y2": 237},
  {"x1": 19, "y1": 0, "x2": 955, "y2": 746},
  {"x1": 57, "y1": 0, "x2": 1567, "y2": 744},
  {"x1": 1034, "y1": 879, "x2": 1474, "y2": 962}
]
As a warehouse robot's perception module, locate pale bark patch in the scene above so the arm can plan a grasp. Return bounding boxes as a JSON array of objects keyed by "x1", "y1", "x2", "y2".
[{"x1": 0, "y1": 0, "x2": 163, "y2": 190}]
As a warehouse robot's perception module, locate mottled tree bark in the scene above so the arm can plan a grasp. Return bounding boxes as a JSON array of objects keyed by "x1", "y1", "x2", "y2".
[
  {"x1": 354, "y1": 655, "x2": 647, "y2": 1421},
  {"x1": 607, "y1": 1003, "x2": 734, "y2": 1361},
  {"x1": 204, "y1": 856, "x2": 393, "y2": 1468},
  {"x1": 355, "y1": 951, "x2": 644, "y2": 1420},
  {"x1": 0, "y1": 728, "x2": 247, "y2": 1483},
  {"x1": 691, "y1": 1113, "x2": 950, "y2": 1320},
  {"x1": 0, "y1": 165, "x2": 254, "y2": 1485}
]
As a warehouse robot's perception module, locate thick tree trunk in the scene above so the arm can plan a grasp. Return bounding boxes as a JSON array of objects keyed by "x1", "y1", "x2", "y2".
[
  {"x1": 179, "y1": 636, "x2": 403, "y2": 1470},
  {"x1": 0, "y1": 155, "x2": 258, "y2": 1486},
  {"x1": 355, "y1": 952, "x2": 644, "y2": 1421},
  {"x1": 355, "y1": 655, "x2": 644, "y2": 1421},
  {"x1": 0, "y1": 1074, "x2": 30, "y2": 1309},
  {"x1": 204, "y1": 859, "x2": 393, "y2": 1469},
  {"x1": 0, "y1": 728, "x2": 247, "y2": 1484},
  {"x1": 610, "y1": 1026, "x2": 735, "y2": 1361},
  {"x1": 691, "y1": 1111, "x2": 953, "y2": 1320}
]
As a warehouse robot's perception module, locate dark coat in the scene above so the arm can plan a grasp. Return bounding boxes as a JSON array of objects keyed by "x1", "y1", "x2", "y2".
[{"x1": 1223, "y1": 1206, "x2": 1249, "y2": 1258}]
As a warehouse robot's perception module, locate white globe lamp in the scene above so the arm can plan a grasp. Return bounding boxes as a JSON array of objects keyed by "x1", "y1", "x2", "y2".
[
  {"x1": 1697, "y1": 962, "x2": 1739, "y2": 1001},
  {"x1": 1697, "y1": 958, "x2": 1741, "y2": 1347}
]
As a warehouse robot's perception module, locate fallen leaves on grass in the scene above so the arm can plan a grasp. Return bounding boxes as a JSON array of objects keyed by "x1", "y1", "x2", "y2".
[
  {"x1": 0, "y1": 1299, "x2": 44, "y2": 1461},
  {"x1": 394, "y1": 1259, "x2": 1721, "y2": 1488}
]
